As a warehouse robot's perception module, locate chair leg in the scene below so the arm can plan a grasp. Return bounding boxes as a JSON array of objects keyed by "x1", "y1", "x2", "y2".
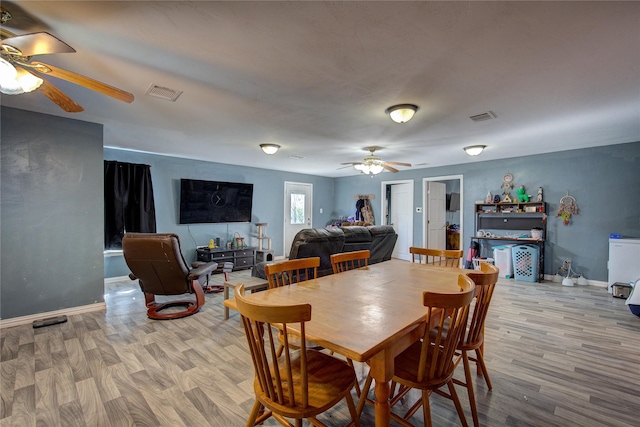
[
  {"x1": 246, "y1": 400, "x2": 262, "y2": 427},
  {"x1": 475, "y1": 348, "x2": 493, "y2": 390},
  {"x1": 192, "y1": 279, "x2": 205, "y2": 307},
  {"x1": 447, "y1": 380, "x2": 469, "y2": 427},
  {"x1": 346, "y1": 358, "x2": 361, "y2": 396},
  {"x1": 356, "y1": 374, "x2": 374, "y2": 416},
  {"x1": 462, "y1": 352, "x2": 480, "y2": 427},
  {"x1": 421, "y1": 390, "x2": 432, "y2": 427},
  {"x1": 345, "y1": 388, "x2": 362, "y2": 427}
]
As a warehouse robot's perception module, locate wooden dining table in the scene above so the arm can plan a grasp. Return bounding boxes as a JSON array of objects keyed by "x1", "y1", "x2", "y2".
[{"x1": 239, "y1": 258, "x2": 475, "y2": 427}]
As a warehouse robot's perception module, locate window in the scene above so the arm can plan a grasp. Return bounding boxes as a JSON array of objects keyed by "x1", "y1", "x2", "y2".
[
  {"x1": 290, "y1": 192, "x2": 305, "y2": 224},
  {"x1": 104, "y1": 161, "x2": 156, "y2": 249}
]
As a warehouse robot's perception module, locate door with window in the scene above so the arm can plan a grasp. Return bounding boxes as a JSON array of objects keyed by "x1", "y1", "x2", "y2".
[{"x1": 284, "y1": 182, "x2": 312, "y2": 257}]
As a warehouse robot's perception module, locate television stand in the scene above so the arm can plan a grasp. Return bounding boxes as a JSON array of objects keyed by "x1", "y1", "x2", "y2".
[{"x1": 196, "y1": 247, "x2": 256, "y2": 271}]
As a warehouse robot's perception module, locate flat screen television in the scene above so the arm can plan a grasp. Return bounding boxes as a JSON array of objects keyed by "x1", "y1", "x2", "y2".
[{"x1": 179, "y1": 179, "x2": 253, "y2": 224}]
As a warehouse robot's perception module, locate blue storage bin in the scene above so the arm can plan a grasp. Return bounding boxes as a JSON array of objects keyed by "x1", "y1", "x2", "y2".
[{"x1": 511, "y1": 245, "x2": 539, "y2": 282}]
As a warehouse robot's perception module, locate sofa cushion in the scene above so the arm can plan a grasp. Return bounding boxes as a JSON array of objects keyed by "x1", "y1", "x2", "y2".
[
  {"x1": 368, "y1": 225, "x2": 398, "y2": 264},
  {"x1": 289, "y1": 228, "x2": 345, "y2": 277},
  {"x1": 340, "y1": 225, "x2": 373, "y2": 253}
]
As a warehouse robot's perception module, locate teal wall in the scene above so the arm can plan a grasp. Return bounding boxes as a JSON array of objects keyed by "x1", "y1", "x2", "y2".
[
  {"x1": 1, "y1": 107, "x2": 105, "y2": 320},
  {"x1": 334, "y1": 142, "x2": 640, "y2": 281},
  {"x1": 103, "y1": 148, "x2": 336, "y2": 277},
  {"x1": 2, "y1": 104, "x2": 638, "y2": 320}
]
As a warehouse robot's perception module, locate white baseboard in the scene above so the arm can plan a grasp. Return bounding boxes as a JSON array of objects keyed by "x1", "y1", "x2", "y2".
[
  {"x1": 0, "y1": 302, "x2": 107, "y2": 330},
  {"x1": 543, "y1": 274, "x2": 607, "y2": 288}
]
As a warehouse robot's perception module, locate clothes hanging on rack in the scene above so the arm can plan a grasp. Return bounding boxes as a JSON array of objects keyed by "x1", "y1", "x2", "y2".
[
  {"x1": 362, "y1": 198, "x2": 375, "y2": 224},
  {"x1": 355, "y1": 199, "x2": 365, "y2": 221}
]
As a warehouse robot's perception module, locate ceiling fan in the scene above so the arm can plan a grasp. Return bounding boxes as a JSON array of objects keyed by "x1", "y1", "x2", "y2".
[
  {"x1": 0, "y1": 7, "x2": 134, "y2": 113},
  {"x1": 340, "y1": 147, "x2": 412, "y2": 174}
]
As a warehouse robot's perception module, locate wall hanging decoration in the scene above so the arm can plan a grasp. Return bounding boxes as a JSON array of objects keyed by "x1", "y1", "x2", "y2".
[{"x1": 557, "y1": 192, "x2": 579, "y2": 225}]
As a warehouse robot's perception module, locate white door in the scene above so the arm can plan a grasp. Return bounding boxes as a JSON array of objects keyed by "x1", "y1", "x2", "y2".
[
  {"x1": 383, "y1": 180, "x2": 413, "y2": 261},
  {"x1": 284, "y1": 182, "x2": 312, "y2": 257},
  {"x1": 426, "y1": 181, "x2": 446, "y2": 249}
]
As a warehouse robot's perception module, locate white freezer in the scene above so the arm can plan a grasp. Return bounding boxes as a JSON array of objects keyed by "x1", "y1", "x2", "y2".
[{"x1": 608, "y1": 238, "x2": 640, "y2": 294}]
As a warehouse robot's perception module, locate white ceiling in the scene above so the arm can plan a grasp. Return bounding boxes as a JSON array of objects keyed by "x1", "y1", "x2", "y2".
[{"x1": 2, "y1": 1, "x2": 639, "y2": 178}]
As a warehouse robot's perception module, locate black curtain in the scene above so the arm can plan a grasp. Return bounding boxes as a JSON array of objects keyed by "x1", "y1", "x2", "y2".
[{"x1": 104, "y1": 161, "x2": 156, "y2": 249}]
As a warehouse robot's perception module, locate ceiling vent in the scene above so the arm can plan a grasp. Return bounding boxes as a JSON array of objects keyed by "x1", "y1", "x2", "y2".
[
  {"x1": 145, "y1": 84, "x2": 183, "y2": 102},
  {"x1": 469, "y1": 111, "x2": 497, "y2": 122}
]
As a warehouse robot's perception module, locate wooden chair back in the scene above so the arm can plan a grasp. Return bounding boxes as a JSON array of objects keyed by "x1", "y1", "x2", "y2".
[
  {"x1": 234, "y1": 284, "x2": 361, "y2": 426},
  {"x1": 264, "y1": 257, "x2": 320, "y2": 289},
  {"x1": 462, "y1": 262, "x2": 499, "y2": 348},
  {"x1": 235, "y1": 284, "x2": 313, "y2": 410},
  {"x1": 410, "y1": 247, "x2": 463, "y2": 268},
  {"x1": 417, "y1": 274, "x2": 475, "y2": 383},
  {"x1": 330, "y1": 250, "x2": 370, "y2": 274}
]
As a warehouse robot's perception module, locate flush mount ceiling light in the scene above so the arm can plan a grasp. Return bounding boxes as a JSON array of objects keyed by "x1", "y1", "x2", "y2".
[
  {"x1": 464, "y1": 145, "x2": 487, "y2": 156},
  {"x1": 385, "y1": 104, "x2": 419, "y2": 124},
  {"x1": 260, "y1": 143, "x2": 280, "y2": 155}
]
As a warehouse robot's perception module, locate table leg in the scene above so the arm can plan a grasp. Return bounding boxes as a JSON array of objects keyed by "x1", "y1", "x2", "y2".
[
  {"x1": 368, "y1": 351, "x2": 393, "y2": 427},
  {"x1": 223, "y1": 282, "x2": 231, "y2": 320}
]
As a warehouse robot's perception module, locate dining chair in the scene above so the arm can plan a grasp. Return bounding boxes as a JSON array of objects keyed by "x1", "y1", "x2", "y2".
[
  {"x1": 357, "y1": 274, "x2": 475, "y2": 427},
  {"x1": 234, "y1": 284, "x2": 361, "y2": 427},
  {"x1": 264, "y1": 257, "x2": 321, "y2": 357},
  {"x1": 454, "y1": 261, "x2": 500, "y2": 427},
  {"x1": 264, "y1": 257, "x2": 320, "y2": 289},
  {"x1": 330, "y1": 250, "x2": 370, "y2": 274},
  {"x1": 410, "y1": 247, "x2": 463, "y2": 268}
]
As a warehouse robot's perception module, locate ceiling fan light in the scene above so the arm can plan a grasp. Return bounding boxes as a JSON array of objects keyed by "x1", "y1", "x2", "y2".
[
  {"x1": 260, "y1": 143, "x2": 280, "y2": 155},
  {"x1": 463, "y1": 145, "x2": 487, "y2": 156},
  {"x1": 353, "y1": 163, "x2": 364, "y2": 171},
  {"x1": 370, "y1": 164, "x2": 384, "y2": 174},
  {"x1": 16, "y1": 68, "x2": 43, "y2": 93},
  {"x1": 0, "y1": 58, "x2": 42, "y2": 94},
  {"x1": 385, "y1": 104, "x2": 419, "y2": 124}
]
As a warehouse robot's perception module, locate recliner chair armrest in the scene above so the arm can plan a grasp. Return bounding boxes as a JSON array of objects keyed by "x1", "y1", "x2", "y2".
[{"x1": 188, "y1": 261, "x2": 218, "y2": 280}]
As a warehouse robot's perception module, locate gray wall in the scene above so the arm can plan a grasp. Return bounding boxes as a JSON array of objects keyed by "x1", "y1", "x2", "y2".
[
  {"x1": 103, "y1": 149, "x2": 336, "y2": 277},
  {"x1": 334, "y1": 142, "x2": 640, "y2": 281},
  {"x1": 1, "y1": 107, "x2": 105, "y2": 319}
]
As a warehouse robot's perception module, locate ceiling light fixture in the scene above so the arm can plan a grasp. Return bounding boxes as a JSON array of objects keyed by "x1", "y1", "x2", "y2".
[
  {"x1": 0, "y1": 57, "x2": 43, "y2": 95},
  {"x1": 260, "y1": 143, "x2": 280, "y2": 155},
  {"x1": 463, "y1": 145, "x2": 487, "y2": 156},
  {"x1": 354, "y1": 163, "x2": 384, "y2": 175},
  {"x1": 385, "y1": 104, "x2": 419, "y2": 124}
]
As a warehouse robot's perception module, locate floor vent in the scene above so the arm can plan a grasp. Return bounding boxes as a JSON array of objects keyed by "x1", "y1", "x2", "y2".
[
  {"x1": 145, "y1": 84, "x2": 183, "y2": 102},
  {"x1": 470, "y1": 111, "x2": 497, "y2": 122}
]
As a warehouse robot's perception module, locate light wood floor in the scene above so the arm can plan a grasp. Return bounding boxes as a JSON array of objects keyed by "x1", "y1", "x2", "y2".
[{"x1": 1, "y1": 269, "x2": 638, "y2": 426}]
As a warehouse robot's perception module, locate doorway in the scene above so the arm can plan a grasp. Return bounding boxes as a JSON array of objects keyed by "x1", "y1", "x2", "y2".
[
  {"x1": 381, "y1": 180, "x2": 413, "y2": 261},
  {"x1": 283, "y1": 182, "x2": 313, "y2": 258},
  {"x1": 422, "y1": 175, "x2": 464, "y2": 252}
]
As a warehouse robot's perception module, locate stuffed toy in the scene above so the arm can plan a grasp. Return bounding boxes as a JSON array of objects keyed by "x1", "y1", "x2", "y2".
[{"x1": 516, "y1": 185, "x2": 529, "y2": 202}]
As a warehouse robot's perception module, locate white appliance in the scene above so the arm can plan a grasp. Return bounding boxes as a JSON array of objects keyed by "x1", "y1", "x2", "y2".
[{"x1": 608, "y1": 238, "x2": 640, "y2": 294}]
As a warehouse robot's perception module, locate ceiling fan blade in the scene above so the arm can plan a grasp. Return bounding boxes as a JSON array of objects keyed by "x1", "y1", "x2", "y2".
[
  {"x1": 340, "y1": 162, "x2": 361, "y2": 166},
  {"x1": 31, "y1": 62, "x2": 134, "y2": 103},
  {"x1": 382, "y1": 164, "x2": 399, "y2": 173},
  {"x1": 17, "y1": 67, "x2": 84, "y2": 112},
  {"x1": 337, "y1": 164, "x2": 357, "y2": 170},
  {"x1": 384, "y1": 161, "x2": 412, "y2": 167},
  {"x1": 2, "y1": 32, "x2": 75, "y2": 56}
]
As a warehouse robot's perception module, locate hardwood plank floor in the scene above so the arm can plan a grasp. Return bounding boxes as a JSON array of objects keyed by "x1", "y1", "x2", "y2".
[{"x1": 1, "y1": 270, "x2": 638, "y2": 426}]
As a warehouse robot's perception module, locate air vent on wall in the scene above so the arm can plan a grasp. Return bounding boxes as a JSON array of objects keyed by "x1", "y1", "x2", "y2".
[
  {"x1": 469, "y1": 111, "x2": 497, "y2": 122},
  {"x1": 145, "y1": 84, "x2": 183, "y2": 102}
]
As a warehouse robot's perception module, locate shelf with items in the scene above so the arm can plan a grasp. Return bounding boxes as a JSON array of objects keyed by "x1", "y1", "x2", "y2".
[
  {"x1": 475, "y1": 201, "x2": 545, "y2": 214},
  {"x1": 473, "y1": 202, "x2": 547, "y2": 282}
]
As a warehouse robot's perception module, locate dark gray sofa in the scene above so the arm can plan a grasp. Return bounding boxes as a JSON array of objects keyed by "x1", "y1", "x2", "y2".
[{"x1": 252, "y1": 225, "x2": 398, "y2": 279}]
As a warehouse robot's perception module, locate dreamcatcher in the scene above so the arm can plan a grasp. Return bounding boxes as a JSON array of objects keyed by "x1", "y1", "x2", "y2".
[{"x1": 557, "y1": 192, "x2": 579, "y2": 225}]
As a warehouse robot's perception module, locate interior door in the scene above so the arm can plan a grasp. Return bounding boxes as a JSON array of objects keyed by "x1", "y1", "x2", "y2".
[
  {"x1": 386, "y1": 181, "x2": 413, "y2": 261},
  {"x1": 284, "y1": 182, "x2": 312, "y2": 257},
  {"x1": 426, "y1": 181, "x2": 446, "y2": 249}
]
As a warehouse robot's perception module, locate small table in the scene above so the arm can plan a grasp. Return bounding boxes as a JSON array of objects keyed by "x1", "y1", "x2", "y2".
[{"x1": 223, "y1": 276, "x2": 268, "y2": 320}]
